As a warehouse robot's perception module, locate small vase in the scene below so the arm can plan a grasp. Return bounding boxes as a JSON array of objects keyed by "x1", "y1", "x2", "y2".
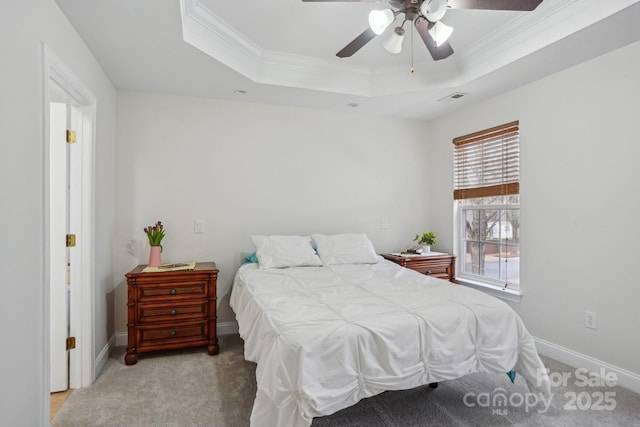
[
  {"x1": 149, "y1": 246, "x2": 161, "y2": 267},
  {"x1": 420, "y1": 245, "x2": 431, "y2": 254}
]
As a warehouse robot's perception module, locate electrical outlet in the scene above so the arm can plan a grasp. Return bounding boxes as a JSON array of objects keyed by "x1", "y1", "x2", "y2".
[
  {"x1": 380, "y1": 218, "x2": 389, "y2": 230},
  {"x1": 194, "y1": 220, "x2": 205, "y2": 234},
  {"x1": 585, "y1": 311, "x2": 597, "y2": 329}
]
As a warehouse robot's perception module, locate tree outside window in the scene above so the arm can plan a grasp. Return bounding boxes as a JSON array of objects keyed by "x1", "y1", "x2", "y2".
[{"x1": 460, "y1": 195, "x2": 519, "y2": 286}]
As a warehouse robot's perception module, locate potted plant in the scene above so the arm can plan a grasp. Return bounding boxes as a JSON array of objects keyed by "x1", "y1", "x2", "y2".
[
  {"x1": 414, "y1": 232, "x2": 436, "y2": 253},
  {"x1": 144, "y1": 220, "x2": 166, "y2": 267}
]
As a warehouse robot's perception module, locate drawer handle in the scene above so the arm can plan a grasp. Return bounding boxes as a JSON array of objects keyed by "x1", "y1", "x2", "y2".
[
  {"x1": 170, "y1": 309, "x2": 177, "y2": 315},
  {"x1": 170, "y1": 330, "x2": 176, "y2": 337},
  {"x1": 170, "y1": 288, "x2": 176, "y2": 295},
  {"x1": 426, "y1": 270, "x2": 432, "y2": 275}
]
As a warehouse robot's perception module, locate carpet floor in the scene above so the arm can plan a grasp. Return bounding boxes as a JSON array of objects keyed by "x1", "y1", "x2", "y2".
[{"x1": 52, "y1": 334, "x2": 640, "y2": 426}]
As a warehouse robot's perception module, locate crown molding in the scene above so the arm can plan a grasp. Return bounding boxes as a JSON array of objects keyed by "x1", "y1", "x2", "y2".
[
  {"x1": 258, "y1": 50, "x2": 374, "y2": 96},
  {"x1": 180, "y1": 0, "x2": 261, "y2": 81},
  {"x1": 179, "y1": 0, "x2": 638, "y2": 98},
  {"x1": 457, "y1": 0, "x2": 639, "y2": 82}
]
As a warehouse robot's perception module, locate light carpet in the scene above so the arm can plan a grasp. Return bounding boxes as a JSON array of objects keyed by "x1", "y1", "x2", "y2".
[{"x1": 52, "y1": 334, "x2": 640, "y2": 426}]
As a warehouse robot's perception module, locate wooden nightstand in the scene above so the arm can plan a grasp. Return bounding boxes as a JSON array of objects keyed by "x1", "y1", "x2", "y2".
[
  {"x1": 125, "y1": 262, "x2": 219, "y2": 365},
  {"x1": 382, "y1": 253, "x2": 456, "y2": 282}
]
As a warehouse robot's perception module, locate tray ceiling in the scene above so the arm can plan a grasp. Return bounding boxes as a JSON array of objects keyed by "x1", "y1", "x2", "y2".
[{"x1": 56, "y1": 0, "x2": 640, "y2": 120}]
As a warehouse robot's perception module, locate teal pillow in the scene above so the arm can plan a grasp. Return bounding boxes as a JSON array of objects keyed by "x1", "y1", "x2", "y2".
[{"x1": 245, "y1": 252, "x2": 259, "y2": 263}]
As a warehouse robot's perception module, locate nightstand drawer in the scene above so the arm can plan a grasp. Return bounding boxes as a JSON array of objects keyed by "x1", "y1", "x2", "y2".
[
  {"x1": 411, "y1": 264, "x2": 450, "y2": 278},
  {"x1": 138, "y1": 321, "x2": 208, "y2": 346},
  {"x1": 137, "y1": 300, "x2": 207, "y2": 324},
  {"x1": 382, "y1": 254, "x2": 456, "y2": 283},
  {"x1": 138, "y1": 280, "x2": 208, "y2": 302}
]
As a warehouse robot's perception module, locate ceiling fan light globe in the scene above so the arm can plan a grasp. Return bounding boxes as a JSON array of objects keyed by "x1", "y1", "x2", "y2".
[
  {"x1": 369, "y1": 9, "x2": 394, "y2": 35},
  {"x1": 421, "y1": 0, "x2": 448, "y2": 22},
  {"x1": 428, "y1": 21, "x2": 453, "y2": 46},
  {"x1": 383, "y1": 27, "x2": 405, "y2": 54}
]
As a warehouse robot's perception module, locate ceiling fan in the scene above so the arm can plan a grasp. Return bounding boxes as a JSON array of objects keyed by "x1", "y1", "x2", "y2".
[{"x1": 302, "y1": 0, "x2": 543, "y2": 61}]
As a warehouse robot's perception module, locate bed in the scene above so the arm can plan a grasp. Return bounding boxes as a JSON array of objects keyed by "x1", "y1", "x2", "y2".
[{"x1": 230, "y1": 234, "x2": 550, "y2": 427}]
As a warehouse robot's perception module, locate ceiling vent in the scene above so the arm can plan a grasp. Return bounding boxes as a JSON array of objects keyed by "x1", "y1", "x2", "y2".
[{"x1": 438, "y1": 92, "x2": 468, "y2": 103}]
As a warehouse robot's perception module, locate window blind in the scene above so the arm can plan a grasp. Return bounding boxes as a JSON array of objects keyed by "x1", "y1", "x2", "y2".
[{"x1": 453, "y1": 121, "x2": 519, "y2": 200}]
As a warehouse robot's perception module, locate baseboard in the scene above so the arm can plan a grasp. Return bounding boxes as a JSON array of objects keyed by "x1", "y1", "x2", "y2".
[
  {"x1": 94, "y1": 334, "x2": 115, "y2": 380},
  {"x1": 217, "y1": 320, "x2": 239, "y2": 336},
  {"x1": 115, "y1": 331, "x2": 128, "y2": 347},
  {"x1": 534, "y1": 336, "x2": 640, "y2": 394},
  {"x1": 112, "y1": 321, "x2": 240, "y2": 351}
]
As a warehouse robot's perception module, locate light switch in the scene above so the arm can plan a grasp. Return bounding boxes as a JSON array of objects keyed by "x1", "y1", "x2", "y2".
[{"x1": 194, "y1": 220, "x2": 205, "y2": 234}]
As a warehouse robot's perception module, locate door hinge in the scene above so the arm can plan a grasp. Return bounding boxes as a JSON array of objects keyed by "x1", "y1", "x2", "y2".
[
  {"x1": 66, "y1": 336, "x2": 76, "y2": 350},
  {"x1": 66, "y1": 129, "x2": 77, "y2": 144},
  {"x1": 66, "y1": 234, "x2": 76, "y2": 247}
]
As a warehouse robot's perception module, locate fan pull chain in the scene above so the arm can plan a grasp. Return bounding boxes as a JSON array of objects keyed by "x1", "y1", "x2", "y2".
[{"x1": 410, "y1": 23, "x2": 415, "y2": 73}]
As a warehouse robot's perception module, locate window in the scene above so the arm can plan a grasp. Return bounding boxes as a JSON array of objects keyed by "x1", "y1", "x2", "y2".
[{"x1": 453, "y1": 121, "x2": 520, "y2": 291}]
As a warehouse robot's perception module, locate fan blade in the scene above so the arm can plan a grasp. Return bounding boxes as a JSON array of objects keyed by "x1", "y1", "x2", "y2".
[
  {"x1": 415, "y1": 18, "x2": 454, "y2": 61},
  {"x1": 447, "y1": 0, "x2": 543, "y2": 11},
  {"x1": 336, "y1": 28, "x2": 377, "y2": 58}
]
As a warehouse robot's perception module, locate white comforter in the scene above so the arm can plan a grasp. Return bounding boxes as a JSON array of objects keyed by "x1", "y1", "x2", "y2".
[{"x1": 230, "y1": 260, "x2": 550, "y2": 427}]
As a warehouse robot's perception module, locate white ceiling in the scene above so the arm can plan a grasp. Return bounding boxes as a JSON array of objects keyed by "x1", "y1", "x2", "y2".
[{"x1": 55, "y1": 0, "x2": 640, "y2": 121}]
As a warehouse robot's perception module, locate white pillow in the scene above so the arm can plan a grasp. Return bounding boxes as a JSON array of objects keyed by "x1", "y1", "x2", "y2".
[
  {"x1": 251, "y1": 235, "x2": 322, "y2": 269},
  {"x1": 311, "y1": 233, "x2": 379, "y2": 265}
]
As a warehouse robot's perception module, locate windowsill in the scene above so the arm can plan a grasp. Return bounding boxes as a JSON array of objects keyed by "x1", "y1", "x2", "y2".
[{"x1": 455, "y1": 277, "x2": 523, "y2": 303}]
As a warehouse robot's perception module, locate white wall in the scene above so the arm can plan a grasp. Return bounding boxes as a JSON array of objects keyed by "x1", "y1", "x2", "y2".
[
  {"x1": 0, "y1": 0, "x2": 117, "y2": 424},
  {"x1": 114, "y1": 92, "x2": 432, "y2": 331},
  {"x1": 427, "y1": 40, "x2": 640, "y2": 375}
]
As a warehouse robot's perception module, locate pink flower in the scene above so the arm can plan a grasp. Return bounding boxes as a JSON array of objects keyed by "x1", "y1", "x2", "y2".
[{"x1": 144, "y1": 220, "x2": 166, "y2": 249}]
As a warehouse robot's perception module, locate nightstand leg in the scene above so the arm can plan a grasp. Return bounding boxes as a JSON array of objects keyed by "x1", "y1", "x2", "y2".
[
  {"x1": 207, "y1": 338, "x2": 219, "y2": 355},
  {"x1": 125, "y1": 350, "x2": 138, "y2": 365}
]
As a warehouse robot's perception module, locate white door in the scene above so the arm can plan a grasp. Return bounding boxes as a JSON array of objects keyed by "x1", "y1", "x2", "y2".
[{"x1": 49, "y1": 101, "x2": 69, "y2": 393}]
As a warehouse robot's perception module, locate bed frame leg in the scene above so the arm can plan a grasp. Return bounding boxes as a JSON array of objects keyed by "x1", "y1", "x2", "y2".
[{"x1": 428, "y1": 382, "x2": 438, "y2": 389}]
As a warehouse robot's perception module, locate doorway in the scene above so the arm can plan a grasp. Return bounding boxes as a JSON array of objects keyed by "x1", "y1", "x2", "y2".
[{"x1": 43, "y1": 44, "x2": 96, "y2": 421}]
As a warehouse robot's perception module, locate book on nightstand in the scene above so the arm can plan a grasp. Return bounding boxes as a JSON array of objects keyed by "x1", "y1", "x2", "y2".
[
  {"x1": 391, "y1": 251, "x2": 448, "y2": 258},
  {"x1": 142, "y1": 261, "x2": 196, "y2": 273}
]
